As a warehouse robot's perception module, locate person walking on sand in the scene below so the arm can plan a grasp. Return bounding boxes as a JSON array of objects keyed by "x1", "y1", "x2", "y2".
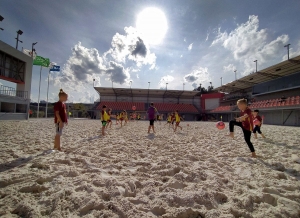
[
  {"x1": 147, "y1": 102, "x2": 158, "y2": 133},
  {"x1": 227, "y1": 99, "x2": 257, "y2": 158},
  {"x1": 54, "y1": 89, "x2": 68, "y2": 151}
]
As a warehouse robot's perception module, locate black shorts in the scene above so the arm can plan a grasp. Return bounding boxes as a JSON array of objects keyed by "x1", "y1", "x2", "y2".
[
  {"x1": 149, "y1": 119, "x2": 155, "y2": 125},
  {"x1": 253, "y1": 125, "x2": 262, "y2": 134}
]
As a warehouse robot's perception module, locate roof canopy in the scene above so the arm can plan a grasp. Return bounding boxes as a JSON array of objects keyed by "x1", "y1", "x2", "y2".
[
  {"x1": 213, "y1": 55, "x2": 300, "y2": 93},
  {"x1": 94, "y1": 87, "x2": 201, "y2": 98}
]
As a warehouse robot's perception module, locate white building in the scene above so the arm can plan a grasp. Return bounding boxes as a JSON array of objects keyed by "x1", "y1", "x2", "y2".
[{"x1": 0, "y1": 40, "x2": 33, "y2": 120}]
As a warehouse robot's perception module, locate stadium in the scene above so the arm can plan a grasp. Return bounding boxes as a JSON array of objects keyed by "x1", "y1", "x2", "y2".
[{"x1": 91, "y1": 55, "x2": 300, "y2": 126}]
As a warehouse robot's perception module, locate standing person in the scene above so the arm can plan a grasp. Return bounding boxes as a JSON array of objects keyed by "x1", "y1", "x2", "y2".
[
  {"x1": 137, "y1": 113, "x2": 141, "y2": 121},
  {"x1": 101, "y1": 105, "x2": 108, "y2": 136},
  {"x1": 124, "y1": 110, "x2": 128, "y2": 125},
  {"x1": 106, "y1": 108, "x2": 113, "y2": 129},
  {"x1": 228, "y1": 99, "x2": 257, "y2": 158},
  {"x1": 115, "y1": 113, "x2": 120, "y2": 125},
  {"x1": 119, "y1": 111, "x2": 125, "y2": 127},
  {"x1": 54, "y1": 89, "x2": 68, "y2": 151},
  {"x1": 174, "y1": 110, "x2": 184, "y2": 132},
  {"x1": 147, "y1": 102, "x2": 158, "y2": 133},
  {"x1": 252, "y1": 109, "x2": 266, "y2": 139}
]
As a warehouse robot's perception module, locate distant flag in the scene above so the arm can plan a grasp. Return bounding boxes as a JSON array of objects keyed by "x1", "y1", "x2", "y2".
[
  {"x1": 33, "y1": 56, "x2": 50, "y2": 67},
  {"x1": 50, "y1": 65, "x2": 60, "y2": 72},
  {"x1": 22, "y1": 48, "x2": 37, "y2": 59}
]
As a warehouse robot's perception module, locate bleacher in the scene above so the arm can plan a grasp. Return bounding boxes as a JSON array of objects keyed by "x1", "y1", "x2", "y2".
[
  {"x1": 95, "y1": 101, "x2": 199, "y2": 113},
  {"x1": 96, "y1": 101, "x2": 145, "y2": 111},
  {"x1": 154, "y1": 103, "x2": 198, "y2": 112},
  {"x1": 250, "y1": 96, "x2": 300, "y2": 109},
  {"x1": 211, "y1": 96, "x2": 300, "y2": 112}
]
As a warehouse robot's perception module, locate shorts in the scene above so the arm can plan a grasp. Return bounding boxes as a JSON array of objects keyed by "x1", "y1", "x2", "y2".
[
  {"x1": 149, "y1": 119, "x2": 155, "y2": 126},
  {"x1": 102, "y1": 121, "x2": 107, "y2": 127},
  {"x1": 107, "y1": 120, "x2": 111, "y2": 123},
  {"x1": 253, "y1": 125, "x2": 262, "y2": 134},
  {"x1": 120, "y1": 118, "x2": 124, "y2": 121},
  {"x1": 176, "y1": 122, "x2": 180, "y2": 126},
  {"x1": 55, "y1": 123, "x2": 64, "y2": 136}
]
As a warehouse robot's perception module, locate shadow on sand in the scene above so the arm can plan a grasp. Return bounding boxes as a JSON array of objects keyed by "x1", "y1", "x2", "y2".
[{"x1": 0, "y1": 149, "x2": 55, "y2": 173}]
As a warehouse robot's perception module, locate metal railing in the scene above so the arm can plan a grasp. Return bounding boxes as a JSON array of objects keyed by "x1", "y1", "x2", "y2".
[{"x1": 0, "y1": 85, "x2": 28, "y2": 99}]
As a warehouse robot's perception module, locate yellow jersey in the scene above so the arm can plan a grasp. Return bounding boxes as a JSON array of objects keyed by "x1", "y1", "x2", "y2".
[
  {"x1": 101, "y1": 110, "x2": 109, "y2": 121},
  {"x1": 175, "y1": 114, "x2": 180, "y2": 122}
]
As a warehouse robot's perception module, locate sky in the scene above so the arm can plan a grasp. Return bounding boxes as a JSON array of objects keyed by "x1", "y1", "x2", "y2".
[{"x1": 1, "y1": 0, "x2": 300, "y2": 103}]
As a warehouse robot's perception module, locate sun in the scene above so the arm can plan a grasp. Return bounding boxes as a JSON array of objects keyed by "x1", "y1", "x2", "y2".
[{"x1": 136, "y1": 7, "x2": 168, "y2": 45}]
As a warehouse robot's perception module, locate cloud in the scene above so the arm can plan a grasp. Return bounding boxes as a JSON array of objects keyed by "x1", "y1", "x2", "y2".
[
  {"x1": 105, "y1": 26, "x2": 156, "y2": 69},
  {"x1": 159, "y1": 75, "x2": 175, "y2": 88},
  {"x1": 188, "y1": 43, "x2": 193, "y2": 50},
  {"x1": 183, "y1": 67, "x2": 211, "y2": 88},
  {"x1": 223, "y1": 64, "x2": 236, "y2": 72},
  {"x1": 211, "y1": 15, "x2": 289, "y2": 75},
  {"x1": 52, "y1": 41, "x2": 105, "y2": 88},
  {"x1": 106, "y1": 61, "x2": 130, "y2": 84},
  {"x1": 136, "y1": 74, "x2": 139, "y2": 79}
]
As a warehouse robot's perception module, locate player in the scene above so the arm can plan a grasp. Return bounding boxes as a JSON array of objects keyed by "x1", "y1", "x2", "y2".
[
  {"x1": 147, "y1": 102, "x2": 158, "y2": 133},
  {"x1": 228, "y1": 99, "x2": 256, "y2": 158},
  {"x1": 174, "y1": 110, "x2": 184, "y2": 132},
  {"x1": 54, "y1": 89, "x2": 68, "y2": 151},
  {"x1": 252, "y1": 109, "x2": 266, "y2": 139}
]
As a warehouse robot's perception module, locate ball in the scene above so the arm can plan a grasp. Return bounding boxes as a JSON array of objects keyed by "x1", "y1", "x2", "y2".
[
  {"x1": 253, "y1": 119, "x2": 261, "y2": 126},
  {"x1": 216, "y1": 121, "x2": 225, "y2": 130},
  {"x1": 132, "y1": 106, "x2": 136, "y2": 110}
]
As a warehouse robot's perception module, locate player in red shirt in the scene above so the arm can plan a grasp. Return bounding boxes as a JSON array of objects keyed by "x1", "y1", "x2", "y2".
[
  {"x1": 53, "y1": 89, "x2": 68, "y2": 151},
  {"x1": 228, "y1": 99, "x2": 256, "y2": 158},
  {"x1": 252, "y1": 109, "x2": 266, "y2": 139}
]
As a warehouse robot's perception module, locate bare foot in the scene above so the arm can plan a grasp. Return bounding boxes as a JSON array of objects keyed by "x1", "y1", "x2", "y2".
[
  {"x1": 251, "y1": 152, "x2": 257, "y2": 158},
  {"x1": 227, "y1": 132, "x2": 234, "y2": 138}
]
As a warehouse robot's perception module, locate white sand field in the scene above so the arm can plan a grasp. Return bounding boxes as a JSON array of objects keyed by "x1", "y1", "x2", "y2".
[{"x1": 0, "y1": 119, "x2": 300, "y2": 218}]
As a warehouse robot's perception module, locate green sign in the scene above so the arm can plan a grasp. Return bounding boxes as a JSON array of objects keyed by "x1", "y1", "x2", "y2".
[{"x1": 33, "y1": 56, "x2": 50, "y2": 67}]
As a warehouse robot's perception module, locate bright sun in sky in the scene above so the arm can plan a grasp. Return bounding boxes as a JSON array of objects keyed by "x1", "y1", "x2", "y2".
[{"x1": 136, "y1": 7, "x2": 168, "y2": 45}]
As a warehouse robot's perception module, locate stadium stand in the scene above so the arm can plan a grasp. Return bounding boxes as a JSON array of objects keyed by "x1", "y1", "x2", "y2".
[
  {"x1": 97, "y1": 101, "x2": 145, "y2": 111},
  {"x1": 209, "y1": 55, "x2": 300, "y2": 126}
]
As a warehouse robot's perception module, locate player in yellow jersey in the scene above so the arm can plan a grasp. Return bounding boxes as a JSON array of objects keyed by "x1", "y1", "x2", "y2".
[
  {"x1": 174, "y1": 110, "x2": 184, "y2": 132},
  {"x1": 106, "y1": 108, "x2": 115, "y2": 129},
  {"x1": 116, "y1": 113, "x2": 120, "y2": 125},
  {"x1": 101, "y1": 105, "x2": 109, "y2": 136},
  {"x1": 137, "y1": 113, "x2": 141, "y2": 120},
  {"x1": 165, "y1": 113, "x2": 172, "y2": 128}
]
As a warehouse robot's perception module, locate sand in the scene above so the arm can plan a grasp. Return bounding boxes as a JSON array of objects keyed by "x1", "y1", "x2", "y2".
[{"x1": 0, "y1": 119, "x2": 300, "y2": 218}]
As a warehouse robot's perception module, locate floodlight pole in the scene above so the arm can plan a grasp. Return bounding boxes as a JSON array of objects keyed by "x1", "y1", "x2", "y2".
[
  {"x1": 0, "y1": 15, "x2": 4, "y2": 31},
  {"x1": 37, "y1": 66, "x2": 42, "y2": 118},
  {"x1": 183, "y1": 83, "x2": 185, "y2": 91},
  {"x1": 93, "y1": 78, "x2": 95, "y2": 87},
  {"x1": 254, "y1": 60, "x2": 257, "y2": 72},
  {"x1": 220, "y1": 77, "x2": 223, "y2": 86},
  {"x1": 234, "y1": 70, "x2": 237, "y2": 80},
  {"x1": 147, "y1": 82, "x2": 150, "y2": 106},
  {"x1": 15, "y1": 30, "x2": 23, "y2": 50},
  {"x1": 166, "y1": 83, "x2": 168, "y2": 90},
  {"x1": 284, "y1": 44, "x2": 290, "y2": 60},
  {"x1": 130, "y1": 80, "x2": 132, "y2": 89},
  {"x1": 32, "y1": 42, "x2": 37, "y2": 57},
  {"x1": 45, "y1": 68, "x2": 51, "y2": 118}
]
